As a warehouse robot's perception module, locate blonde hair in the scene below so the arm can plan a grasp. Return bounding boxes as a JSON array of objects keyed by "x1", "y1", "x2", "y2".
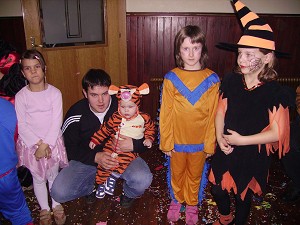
[{"x1": 174, "y1": 25, "x2": 208, "y2": 69}]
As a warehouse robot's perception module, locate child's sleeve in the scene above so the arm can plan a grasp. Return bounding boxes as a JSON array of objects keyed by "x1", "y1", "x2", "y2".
[
  {"x1": 15, "y1": 91, "x2": 40, "y2": 148},
  {"x1": 142, "y1": 113, "x2": 156, "y2": 142},
  {"x1": 44, "y1": 89, "x2": 63, "y2": 147},
  {"x1": 204, "y1": 82, "x2": 220, "y2": 154},
  {"x1": 260, "y1": 85, "x2": 293, "y2": 158},
  {"x1": 159, "y1": 79, "x2": 175, "y2": 152},
  {"x1": 90, "y1": 113, "x2": 116, "y2": 145}
]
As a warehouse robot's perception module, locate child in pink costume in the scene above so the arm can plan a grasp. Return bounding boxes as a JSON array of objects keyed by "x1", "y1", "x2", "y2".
[{"x1": 15, "y1": 50, "x2": 68, "y2": 225}]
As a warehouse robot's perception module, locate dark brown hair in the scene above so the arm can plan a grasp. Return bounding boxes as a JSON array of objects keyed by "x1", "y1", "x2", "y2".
[
  {"x1": 20, "y1": 49, "x2": 46, "y2": 72},
  {"x1": 82, "y1": 69, "x2": 111, "y2": 92}
]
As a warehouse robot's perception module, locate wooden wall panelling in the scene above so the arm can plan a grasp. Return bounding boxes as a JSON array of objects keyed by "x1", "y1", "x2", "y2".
[
  {"x1": 127, "y1": 13, "x2": 300, "y2": 118},
  {"x1": 22, "y1": 0, "x2": 127, "y2": 115}
]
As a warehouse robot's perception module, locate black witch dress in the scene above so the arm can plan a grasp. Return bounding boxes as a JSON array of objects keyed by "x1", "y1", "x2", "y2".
[{"x1": 209, "y1": 72, "x2": 291, "y2": 200}]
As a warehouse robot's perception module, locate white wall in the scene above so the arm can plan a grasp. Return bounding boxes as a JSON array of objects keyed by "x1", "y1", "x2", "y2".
[
  {"x1": 0, "y1": 0, "x2": 299, "y2": 17},
  {"x1": 126, "y1": 0, "x2": 300, "y2": 14},
  {"x1": 0, "y1": 0, "x2": 22, "y2": 17}
]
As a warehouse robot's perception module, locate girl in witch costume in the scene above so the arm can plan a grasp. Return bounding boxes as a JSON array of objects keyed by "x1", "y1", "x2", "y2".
[{"x1": 208, "y1": 1, "x2": 292, "y2": 225}]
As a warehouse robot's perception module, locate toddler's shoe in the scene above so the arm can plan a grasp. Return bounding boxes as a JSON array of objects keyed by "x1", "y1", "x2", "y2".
[
  {"x1": 185, "y1": 205, "x2": 199, "y2": 225},
  {"x1": 167, "y1": 200, "x2": 181, "y2": 222},
  {"x1": 104, "y1": 176, "x2": 117, "y2": 195},
  {"x1": 96, "y1": 184, "x2": 106, "y2": 199}
]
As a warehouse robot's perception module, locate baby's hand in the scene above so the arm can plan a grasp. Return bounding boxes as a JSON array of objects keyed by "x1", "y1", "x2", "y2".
[
  {"x1": 89, "y1": 141, "x2": 96, "y2": 149},
  {"x1": 143, "y1": 139, "x2": 153, "y2": 148}
]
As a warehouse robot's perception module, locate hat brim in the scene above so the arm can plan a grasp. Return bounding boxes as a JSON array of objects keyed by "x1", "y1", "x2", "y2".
[{"x1": 216, "y1": 42, "x2": 290, "y2": 58}]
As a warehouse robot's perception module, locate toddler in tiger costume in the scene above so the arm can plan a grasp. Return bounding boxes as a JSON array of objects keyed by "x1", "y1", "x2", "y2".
[{"x1": 89, "y1": 83, "x2": 156, "y2": 199}]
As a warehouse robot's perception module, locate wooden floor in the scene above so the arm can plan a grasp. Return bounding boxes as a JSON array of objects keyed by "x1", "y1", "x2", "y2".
[{"x1": 1, "y1": 144, "x2": 300, "y2": 225}]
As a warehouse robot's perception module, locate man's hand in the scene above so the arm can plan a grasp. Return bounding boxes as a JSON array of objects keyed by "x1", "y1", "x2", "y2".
[
  {"x1": 112, "y1": 134, "x2": 134, "y2": 152},
  {"x1": 95, "y1": 152, "x2": 119, "y2": 170}
]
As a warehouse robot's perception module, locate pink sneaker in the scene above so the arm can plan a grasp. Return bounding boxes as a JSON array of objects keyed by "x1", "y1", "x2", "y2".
[
  {"x1": 167, "y1": 200, "x2": 182, "y2": 222},
  {"x1": 185, "y1": 205, "x2": 199, "y2": 225}
]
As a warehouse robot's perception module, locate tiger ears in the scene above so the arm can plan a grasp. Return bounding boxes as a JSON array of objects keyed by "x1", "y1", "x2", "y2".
[
  {"x1": 108, "y1": 85, "x2": 119, "y2": 95},
  {"x1": 108, "y1": 83, "x2": 150, "y2": 96},
  {"x1": 138, "y1": 83, "x2": 149, "y2": 95}
]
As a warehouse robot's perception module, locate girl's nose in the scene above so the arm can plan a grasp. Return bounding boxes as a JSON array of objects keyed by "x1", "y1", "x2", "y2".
[{"x1": 189, "y1": 50, "x2": 194, "y2": 57}]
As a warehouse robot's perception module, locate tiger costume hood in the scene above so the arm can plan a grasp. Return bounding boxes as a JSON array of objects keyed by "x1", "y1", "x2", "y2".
[{"x1": 108, "y1": 83, "x2": 149, "y2": 108}]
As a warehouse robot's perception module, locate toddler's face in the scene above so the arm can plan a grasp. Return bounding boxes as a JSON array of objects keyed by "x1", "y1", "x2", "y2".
[{"x1": 119, "y1": 100, "x2": 138, "y2": 119}]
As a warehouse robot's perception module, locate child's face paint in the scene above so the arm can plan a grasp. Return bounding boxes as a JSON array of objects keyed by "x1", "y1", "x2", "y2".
[{"x1": 237, "y1": 48, "x2": 266, "y2": 76}]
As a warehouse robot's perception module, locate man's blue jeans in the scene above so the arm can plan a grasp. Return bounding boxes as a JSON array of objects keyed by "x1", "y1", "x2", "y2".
[{"x1": 50, "y1": 157, "x2": 153, "y2": 203}]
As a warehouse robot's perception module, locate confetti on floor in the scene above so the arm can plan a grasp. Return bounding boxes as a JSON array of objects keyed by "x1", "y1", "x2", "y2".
[{"x1": 1, "y1": 149, "x2": 299, "y2": 224}]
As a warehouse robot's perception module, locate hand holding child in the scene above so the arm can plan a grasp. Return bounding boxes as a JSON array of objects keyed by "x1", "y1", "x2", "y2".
[
  {"x1": 223, "y1": 129, "x2": 244, "y2": 146},
  {"x1": 143, "y1": 138, "x2": 153, "y2": 148}
]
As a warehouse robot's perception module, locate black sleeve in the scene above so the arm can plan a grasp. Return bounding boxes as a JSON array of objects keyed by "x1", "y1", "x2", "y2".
[
  {"x1": 132, "y1": 137, "x2": 147, "y2": 154},
  {"x1": 220, "y1": 72, "x2": 234, "y2": 97},
  {"x1": 62, "y1": 104, "x2": 102, "y2": 166}
]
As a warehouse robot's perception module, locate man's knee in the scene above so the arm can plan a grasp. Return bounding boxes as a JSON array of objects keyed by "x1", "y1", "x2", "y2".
[
  {"x1": 50, "y1": 182, "x2": 67, "y2": 203},
  {"x1": 129, "y1": 168, "x2": 153, "y2": 190}
]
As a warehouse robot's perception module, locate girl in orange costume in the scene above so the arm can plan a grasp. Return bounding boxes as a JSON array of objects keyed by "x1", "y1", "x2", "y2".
[{"x1": 159, "y1": 25, "x2": 220, "y2": 225}]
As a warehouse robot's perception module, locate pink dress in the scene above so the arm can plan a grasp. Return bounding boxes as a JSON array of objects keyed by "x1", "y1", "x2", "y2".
[{"x1": 15, "y1": 84, "x2": 68, "y2": 180}]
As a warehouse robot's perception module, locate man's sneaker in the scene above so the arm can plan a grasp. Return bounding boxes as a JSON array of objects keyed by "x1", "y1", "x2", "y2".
[
  {"x1": 85, "y1": 189, "x2": 96, "y2": 204},
  {"x1": 185, "y1": 205, "x2": 199, "y2": 225},
  {"x1": 95, "y1": 184, "x2": 106, "y2": 199},
  {"x1": 167, "y1": 200, "x2": 181, "y2": 222},
  {"x1": 104, "y1": 176, "x2": 117, "y2": 195},
  {"x1": 120, "y1": 193, "x2": 135, "y2": 208}
]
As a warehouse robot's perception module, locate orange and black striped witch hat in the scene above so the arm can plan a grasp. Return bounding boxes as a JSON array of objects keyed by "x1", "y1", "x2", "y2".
[{"x1": 218, "y1": 0, "x2": 289, "y2": 57}]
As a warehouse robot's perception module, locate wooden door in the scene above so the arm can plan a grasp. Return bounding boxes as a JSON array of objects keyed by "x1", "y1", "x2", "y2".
[{"x1": 21, "y1": 0, "x2": 127, "y2": 115}]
